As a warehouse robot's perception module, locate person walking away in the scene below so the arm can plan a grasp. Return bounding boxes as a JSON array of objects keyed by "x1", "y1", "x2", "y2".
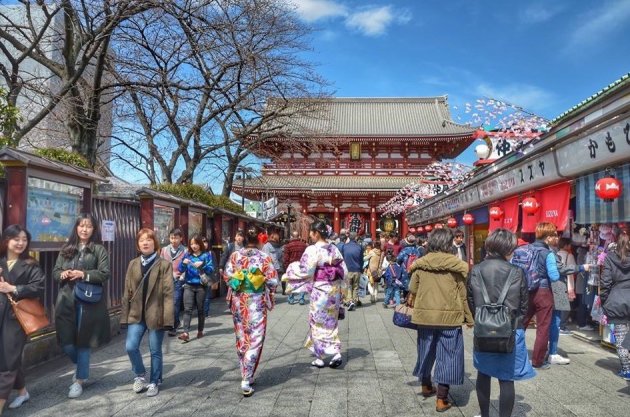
[
  {"x1": 0, "y1": 225, "x2": 45, "y2": 413},
  {"x1": 177, "y1": 235, "x2": 214, "y2": 342},
  {"x1": 219, "y1": 230, "x2": 244, "y2": 283},
  {"x1": 384, "y1": 233, "x2": 402, "y2": 257},
  {"x1": 283, "y1": 221, "x2": 348, "y2": 369},
  {"x1": 159, "y1": 228, "x2": 186, "y2": 337},
  {"x1": 383, "y1": 254, "x2": 404, "y2": 307},
  {"x1": 121, "y1": 228, "x2": 174, "y2": 397},
  {"x1": 452, "y1": 230, "x2": 467, "y2": 261},
  {"x1": 283, "y1": 231, "x2": 308, "y2": 305},
  {"x1": 407, "y1": 228, "x2": 472, "y2": 412},
  {"x1": 468, "y1": 229, "x2": 536, "y2": 417},
  {"x1": 224, "y1": 227, "x2": 278, "y2": 396},
  {"x1": 516, "y1": 222, "x2": 561, "y2": 370},
  {"x1": 54, "y1": 214, "x2": 111, "y2": 399},
  {"x1": 341, "y1": 232, "x2": 363, "y2": 310},
  {"x1": 262, "y1": 231, "x2": 284, "y2": 293},
  {"x1": 202, "y1": 236, "x2": 220, "y2": 317},
  {"x1": 600, "y1": 232, "x2": 630, "y2": 380},
  {"x1": 397, "y1": 233, "x2": 422, "y2": 297},
  {"x1": 364, "y1": 241, "x2": 382, "y2": 303}
]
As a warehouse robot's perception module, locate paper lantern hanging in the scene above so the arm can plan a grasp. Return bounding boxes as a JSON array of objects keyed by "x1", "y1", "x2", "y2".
[
  {"x1": 522, "y1": 197, "x2": 540, "y2": 216},
  {"x1": 409, "y1": 227, "x2": 416, "y2": 233},
  {"x1": 462, "y1": 213, "x2": 474, "y2": 225},
  {"x1": 489, "y1": 206, "x2": 503, "y2": 220},
  {"x1": 434, "y1": 223, "x2": 444, "y2": 229},
  {"x1": 447, "y1": 218, "x2": 458, "y2": 228},
  {"x1": 595, "y1": 176, "x2": 623, "y2": 202},
  {"x1": 417, "y1": 226, "x2": 424, "y2": 233},
  {"x1": 424, "y1": 224, "x2": 433, "y2": 232}
]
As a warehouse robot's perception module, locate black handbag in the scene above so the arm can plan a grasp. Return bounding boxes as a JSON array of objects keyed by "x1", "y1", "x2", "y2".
[{"x1": 473, "y1": 269, "x2": 516, "y2": 353}]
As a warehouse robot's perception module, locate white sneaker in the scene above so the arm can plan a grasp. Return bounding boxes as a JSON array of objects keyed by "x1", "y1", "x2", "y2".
[
  {"x1": 68, "y1": 382, "x2": 83, "y2": 398},
  {"x1": 146, "y1": 383, "x2": 159, "y2": 397},
  {"x1": 133, "y1": 376, "x2": 147, "y2": 393},
  {"x1": 549, "y1": 354, "x2": 571, "y2": 365},
  {"x1": 8, "y1": 391, "x2": 30, "y2": 409}
]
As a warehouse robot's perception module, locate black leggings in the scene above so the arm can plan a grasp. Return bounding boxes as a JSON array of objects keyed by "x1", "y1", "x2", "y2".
[
  {"x1": 183, "y1": 284, "x2": 206, "y2": 332},
  {"x1": 476, "y1": 372, "x2": 515, "y2": 417}
]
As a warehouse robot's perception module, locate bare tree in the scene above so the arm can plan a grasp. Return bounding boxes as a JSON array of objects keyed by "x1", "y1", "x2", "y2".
[
  {"x1": 0, "y1": 0, "x2": 155, "y2": 166},
  {"x1": 110, "y1": 0, "x2": 329, "y2": 186}
]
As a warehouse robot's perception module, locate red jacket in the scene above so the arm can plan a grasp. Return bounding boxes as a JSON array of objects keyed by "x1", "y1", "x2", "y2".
[{"x1": 283, "y1": 239, "x2": 308, "y2": 271}]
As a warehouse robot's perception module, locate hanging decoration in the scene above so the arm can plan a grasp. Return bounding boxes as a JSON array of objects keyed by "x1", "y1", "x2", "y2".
[
  {"x1": 417, "y1": 226, "x2": 424, "y2": 233},
  {"x1": 489, "y1": 206, "x2": 504, "y2": 220},
  {"x1": 424, "y1": 224, "x2": 433, "y2": 232},
  {"x1": 345, "y1": 213, "x2": 365, "y2": 234},
  {"x1": 409, "y1": 227, "x2": 416, "y2": 233},
  {"x1": 522, "y1": 197, "x2": 540, "y2": 216},
  {"x1": 434, "y1": 223, "x2": 443, "y2": 229},
  {"x1": 447, "y1": 218, "x2": 458, "y2": 228},
  {"x1": 463, "y1": 213, "x2": 474, "y2": 225},
  {"x1": 595, "y1": 176, "x2": 623, "y2": 202}
]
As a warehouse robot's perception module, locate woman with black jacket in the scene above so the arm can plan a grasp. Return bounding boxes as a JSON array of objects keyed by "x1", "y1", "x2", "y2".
[
  {"x1": 467, "y1": 229, "x2": 535, "y2": 417},
  {"x1": 600, "y1": 232, "x2": 630, "y2": 380}
]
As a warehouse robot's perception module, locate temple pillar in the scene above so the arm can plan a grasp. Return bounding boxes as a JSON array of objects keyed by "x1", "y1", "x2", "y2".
[
  {"x1": 370, "y1": 207, "x2": 377, "y2": 239},
  {"x1": 333, "y1": 207, "x2": 340, "y2": 234}
]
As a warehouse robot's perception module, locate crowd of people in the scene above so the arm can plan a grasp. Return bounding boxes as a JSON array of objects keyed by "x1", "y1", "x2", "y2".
[{"x1": 0, "y1": 216, "x2": 629, "y2": 416}]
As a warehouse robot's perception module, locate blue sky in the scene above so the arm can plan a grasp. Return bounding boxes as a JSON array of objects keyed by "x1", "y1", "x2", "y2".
[{"x1": 290, "y1": 0, "x2": 630, "y2": 165}]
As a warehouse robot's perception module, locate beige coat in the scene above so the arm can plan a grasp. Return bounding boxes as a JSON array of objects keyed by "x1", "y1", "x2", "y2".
[
  {"x1": 408, "y1": 252, "x2": 473, "y2": 327},
  {"x1": 120, "y1": 257, "x2": 174, "y2": 330}
]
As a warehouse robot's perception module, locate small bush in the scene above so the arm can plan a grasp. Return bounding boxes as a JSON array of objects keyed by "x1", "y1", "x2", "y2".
[
  {"x1": 36, "y1": 148, "x2": 90, "y2": 169},
  {"x1": 151, "y1": 183, "x2": 244, "y2": 214}
]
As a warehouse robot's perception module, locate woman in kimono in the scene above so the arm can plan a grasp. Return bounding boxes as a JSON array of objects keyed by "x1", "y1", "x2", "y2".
[
  {"x1": 224, "y1": 226, "x2": 278, "y2": 397},
  {"x1": 283, "y1": 220, "x2": 348, "y2": 369},
  {"x1": 0, "y1": 225, "x2": 45, "y2": 414}
]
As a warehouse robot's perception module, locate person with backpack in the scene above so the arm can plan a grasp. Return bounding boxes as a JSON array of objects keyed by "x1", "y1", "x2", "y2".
[
  {"x1": 364, "y1": 241, "x2": 382, "y2": 303},
  {"x1": 397, "y1": 233, "x2": 423, "y2": 294},
  {"x1": 468, "y1": 228, "x2": 535, "y2": 417},
  {"x1": 383, "y1": 254, "x2": 404, "y2": 307},
  {"x1": 512, "y1": 222, "x2": 561, "y2": 370}
]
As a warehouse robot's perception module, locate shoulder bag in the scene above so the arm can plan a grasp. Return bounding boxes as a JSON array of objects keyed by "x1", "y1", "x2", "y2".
[
  {"x1": 1, "y1": 276, "x2": 49, "y2": 336},
  {"x1": 392, "y1": 303, "x2": 417, "y2": 330},
  {"x1": 473, "y1": 269, "x2": 516, "y2": 353}
]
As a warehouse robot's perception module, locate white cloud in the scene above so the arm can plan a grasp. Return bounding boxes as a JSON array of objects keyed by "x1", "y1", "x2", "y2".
[
  {"x1": 519, "y1": 4, "x2": 563, "y2": 23},
  {"x1": 474, "y1": 83, "x2": 555, "y2": 111},
  {"x1": 345, "y1": 6, "x2": 410, "y2": 37},
  {"x1": 569, "y1": 0, "x2": 630, "y2": 48},
  {"x1": 290, "y1": 0, "x2": 348, "y2": 22}
]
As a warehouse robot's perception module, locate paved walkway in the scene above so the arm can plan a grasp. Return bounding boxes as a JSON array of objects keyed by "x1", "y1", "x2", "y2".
[{"x1": 7, "y1": 295, "x2": 630, "y2": 417}]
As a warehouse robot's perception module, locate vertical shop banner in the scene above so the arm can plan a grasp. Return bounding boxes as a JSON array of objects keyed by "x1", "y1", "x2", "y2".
[
  {"x1": 539, "y1": 182, "x2": 571, "y2": 231},
  {"x1": 488, "y1": 197, "x2": 520, "y2": 232},
  {"x1": 488, "y1": 205, "x2": 503, "y2": 232}
]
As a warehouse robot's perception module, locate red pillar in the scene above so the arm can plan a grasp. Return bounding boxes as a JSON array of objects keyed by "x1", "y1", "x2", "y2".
[
  {"x1": 6, "y1": 166, "x2": 27, "y2": 226},
  {"x1": 370, "y1": 207, "x2": 377, "y2": 239},
  {"x1": 139, "y1": 198, "x2": 155, "y2": 230},
  {"x1": 333, "y1": 207, "x2": 340, "y2": 234}
]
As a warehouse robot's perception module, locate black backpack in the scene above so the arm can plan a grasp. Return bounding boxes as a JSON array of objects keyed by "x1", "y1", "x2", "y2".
[{"x1": 473, "y1": 268, "x2": 517, "y2": 353}]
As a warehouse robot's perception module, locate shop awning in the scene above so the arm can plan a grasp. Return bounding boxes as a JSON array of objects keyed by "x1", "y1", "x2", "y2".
[
  {"x1": 521, "y1": 182, "x2": 571, "y2": 233},
  {"x1": 489, "y1": 197, "x2": 519, "y2": 233},
  {"x1": 576, "y1": 163, "x2": 630, "y2": 224}
]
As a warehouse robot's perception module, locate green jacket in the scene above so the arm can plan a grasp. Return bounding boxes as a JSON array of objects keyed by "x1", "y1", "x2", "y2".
[
  {"x1": 408, "y1": 252, "x2": 473, "y2": 327},
  {"x1": 53, "y1": 243, "x2": 111, "y2": 348}
]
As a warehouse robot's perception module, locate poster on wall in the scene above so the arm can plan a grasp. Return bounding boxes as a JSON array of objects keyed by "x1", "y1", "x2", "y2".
[
  {"x1": 101, "y1": 220, "x2": 115, "y2": 242},
  {"x1": 26, "y1": 177, "x2": 83, "y2": 242},
  {"x1": 154, "y1": 205, "x2": 175, "y2": 247},
  {"x1": 189, "y1": 211, "x2": 203, "y2": 238}
]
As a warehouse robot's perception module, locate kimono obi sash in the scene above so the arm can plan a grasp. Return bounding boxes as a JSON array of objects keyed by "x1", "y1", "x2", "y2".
[
  {"x1": 314, "y1": 261, "x2": 345, "y2": 282},
  {"x1": 228, "y1": 267, "x2": 266, "y2": 293}
]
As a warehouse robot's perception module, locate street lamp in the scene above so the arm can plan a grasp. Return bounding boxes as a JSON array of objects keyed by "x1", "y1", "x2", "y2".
[
  {"x1": 236, "y1": 166, "x2": 255, "y2": 211},
  {"x1": 285, "y1": 199, "x2": 293, "y2": 238}
]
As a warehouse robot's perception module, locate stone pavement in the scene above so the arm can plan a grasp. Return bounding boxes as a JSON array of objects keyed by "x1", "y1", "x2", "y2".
[{"x1": 7, "y1": 295, "x2": 630, "y2": 417}]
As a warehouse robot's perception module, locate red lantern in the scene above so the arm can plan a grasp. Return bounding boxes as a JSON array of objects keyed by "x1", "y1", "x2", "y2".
[
  {"x1": 447, "y1": 218, "x2": 458, "y2": 228},
  {"x1": 595, "y1": 177, "x2": 623, "y2": 202},
  {"x1": 424, "y1": 225, "x2": 433, "y2": 232},
  {"x1": 417, "y1": 226, "x2": 424, "y2": 233},
  {"x1": 435, "y1": 223, "x2": 443, "y2": 229},
  {"x1": 463, "y1": 213, "x2": 474, "y2": 225},
  {"x1": 522, "y1": 197, "x2": 540, "y2": 216},
  {"x1": 409, "y1": 227, "x2": 416, "y2": 233},
  {"x1": 489, "y1": 206, "x2": 503, "y2": 220}
]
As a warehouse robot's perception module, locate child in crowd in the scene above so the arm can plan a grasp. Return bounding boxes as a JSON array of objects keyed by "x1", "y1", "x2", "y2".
[
  {"x1": 383, "y1": 254, "x2": 404, "y2": 307},
  {"x1": 159, "y1": 228, "x2": 187, "y2": 337}
]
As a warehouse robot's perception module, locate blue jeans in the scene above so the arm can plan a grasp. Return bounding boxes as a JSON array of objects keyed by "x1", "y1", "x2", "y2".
[
  {"x1": 62, "y1": 345, "x2": 91, "y2": 380},
  {"x1": 384, "y1": 286, "x2": 401, "y2": 305},
  {"x1": 125, "y1": 322, "x2": 165, "y2": 384},
  {"x1": 203, "y1": 285, "x2": 212, "y2": 316},
  {"x1": 548, "y1": 309, "x2": 562, "y2": 355},
  {"x1": 173, "y1": 280, "x2": 185, "y2": 328}
]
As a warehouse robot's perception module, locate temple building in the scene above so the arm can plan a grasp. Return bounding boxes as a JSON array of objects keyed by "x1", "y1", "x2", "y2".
[{"x1": 233, "y1": 97, "x2": 475, "y2": 237}]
